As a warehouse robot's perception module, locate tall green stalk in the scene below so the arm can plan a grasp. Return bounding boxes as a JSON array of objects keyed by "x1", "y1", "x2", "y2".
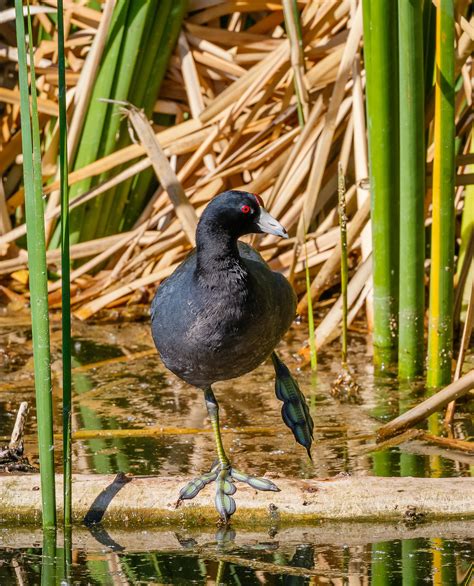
[
  {"x1": 111, "y1": 0, "x2": 188, "y2": 235},
  {"x1": 15, "y1": 0, "x2": 56, "y2": 528},
  {"x1": 79, "y1": 0, "x2": 159, "y2": 243},
  {"x1": 304, "y1": 240, "x2": 317, "y2": 372},
  {"x1": 57, "y1": 0, "x2": 72, "y2": 527},
  {"x1": 398, "y1": 0, "x2": 425, "y2": 379},
  {"x1": 98, "y1": 0, "x2": 172, "y2": 237},
  {"x1": 362, "y1": 0, "x2": 400, "y2": 368},
  {"x1": 426, "y1": 0, "x2": 455, "y2": 388},
  {"x1": 51, "y1": 0, "x2": 129, "y2": 248},
  {"x1": 456, "y1": 138, "x2": 474, "y2": 320}
]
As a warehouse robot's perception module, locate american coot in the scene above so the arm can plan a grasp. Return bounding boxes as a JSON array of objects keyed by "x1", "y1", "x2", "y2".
[{"x1": 151, "y1": 190, "x2": 313, "y2": 522}]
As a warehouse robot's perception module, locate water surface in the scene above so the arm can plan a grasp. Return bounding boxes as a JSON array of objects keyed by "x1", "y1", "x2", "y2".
[{"x1": 0, "y1": 318, "x2": 472, "y2": 583}]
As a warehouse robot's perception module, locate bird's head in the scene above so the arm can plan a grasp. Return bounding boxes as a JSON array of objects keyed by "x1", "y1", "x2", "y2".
[{"x1": 199, "y1": 190, "x2": 288, "y2": 239}]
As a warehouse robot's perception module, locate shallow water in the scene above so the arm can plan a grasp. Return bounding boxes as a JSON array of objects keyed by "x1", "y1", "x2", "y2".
[
  {"x1": 0, "y1": 318, "x2": 472, "y2": 583},
  {"x1": 1, "y1": 524, "x2": 473, "y2": 584}
]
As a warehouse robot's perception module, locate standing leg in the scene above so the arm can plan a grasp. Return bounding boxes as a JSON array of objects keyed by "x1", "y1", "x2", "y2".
[
  {"x1": 204, "y1": 387, "x2": 230, "y2": 467},
  {"x1": 178, "y1": 386, "x2": 280, "y2": 523}
]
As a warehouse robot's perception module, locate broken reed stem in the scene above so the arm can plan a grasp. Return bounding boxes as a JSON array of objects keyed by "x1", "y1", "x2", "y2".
[
  {"x1": 117, "y1": 103, "x2": 198, "y2": 245},
  {"x1": 445, "y1": 280, "x2": 474, "y2": 424},
  {"x1": 9, "y1": 401, "x2": 28, "y2": 452},
  {"x1": 338, "y1": 162, "x2": 348, "y2": 366}
]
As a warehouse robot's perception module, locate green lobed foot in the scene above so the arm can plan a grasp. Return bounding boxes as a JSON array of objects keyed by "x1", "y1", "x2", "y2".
[{"x1": 178, "y1": 462, "x2": 280, "y2": 522}]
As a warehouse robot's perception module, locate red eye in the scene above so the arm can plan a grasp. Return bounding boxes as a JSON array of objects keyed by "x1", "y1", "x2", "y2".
[{"x1": 241, "y1": 204, "x2": 251, "y2": 214}]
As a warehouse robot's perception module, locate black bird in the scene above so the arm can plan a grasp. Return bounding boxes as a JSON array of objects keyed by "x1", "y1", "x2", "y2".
[{"x1": 151, "y1": 190, "x2": 313, "y2": 521}]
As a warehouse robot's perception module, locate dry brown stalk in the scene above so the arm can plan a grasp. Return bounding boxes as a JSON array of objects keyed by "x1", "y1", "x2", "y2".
[
  {"x1": 313, "y1": 254, "x2": 372, "y2": 350},
  {"x1": 118, "y1": 103, "x2": 198, "y2": 245},
  {"x1": 0, "y1": 0, "x2": 469, "y2": 359},
  {"x1": 297, "y1": 3, "x2": 362, "y2": 239},
  {"x1": 298, "y1": 193, "x2": 370, "y2": 314}
]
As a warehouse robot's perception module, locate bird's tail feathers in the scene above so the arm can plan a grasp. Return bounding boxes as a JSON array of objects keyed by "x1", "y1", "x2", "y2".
[{"x1": 271, "y1": 352, "x2": 314, "y2": 460}]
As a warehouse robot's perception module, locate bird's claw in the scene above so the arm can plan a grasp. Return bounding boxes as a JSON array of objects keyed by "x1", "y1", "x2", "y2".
[
  {"x1": 178, "y1": 462, "x2": 280, "y2": 523},
  {"x1": 230, "y1": 468, "x2": 280, "y2": 492},
  {"x1": 215, "y1": 468, "x2": 237, "y2": 521},
  {"x1": 178, "y1": 461, "x2": 220, "y2": 501}
]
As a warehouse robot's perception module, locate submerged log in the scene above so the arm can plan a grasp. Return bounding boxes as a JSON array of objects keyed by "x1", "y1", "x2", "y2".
[{"x1": 0, "y1": 474, "x2": 472, "y2": 527}]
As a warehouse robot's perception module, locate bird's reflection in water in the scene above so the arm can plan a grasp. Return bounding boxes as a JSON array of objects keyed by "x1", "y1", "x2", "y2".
[{"x1": 175, "y1": 526, "x2": 317, "y2": 584}]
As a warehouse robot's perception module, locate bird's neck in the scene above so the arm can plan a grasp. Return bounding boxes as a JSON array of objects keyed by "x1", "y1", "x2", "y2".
[{"x1": 195, "y1": 222, "x2": 245, "y2": 277}]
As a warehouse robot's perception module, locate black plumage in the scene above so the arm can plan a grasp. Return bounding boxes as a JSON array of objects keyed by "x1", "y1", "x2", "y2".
[{"x1": 150, "y1": 190, "x2": 313, "y2": 521}]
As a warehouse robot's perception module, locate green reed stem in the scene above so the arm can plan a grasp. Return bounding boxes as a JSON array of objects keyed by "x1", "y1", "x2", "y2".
[
  {"x1": 57, "y1": 0, "x2": 72, "y2": 527},
  {"x1": 97, "y1": 0, "x2": 170, "y2": 238},
  {"x1": 456, "y1": 137, "x2": 474, "y2": 319},
  {"x1": 362, "y1": 0, "x2": 400, "y2": 368},
  {"x1": 338, "y1": 162, "x2": 348, "y2": 367},
  {"x1": 398, "y1": 0, "x2": 425, "y2": 379},
  {"x1": 79, "y1": 0, "x2": 159, "y2": 243},
  {"x1": 304, "y1": 240, "x2": 317, "y2": 372},
  {"x1": 427, "y1": 0, "x2": 455, "y2": 388},
  {"x1": 16, "y1": 0, "x2": 56, "y2": 528},
  {"x1": 55, "y1": 0, "x2": 129, "y2": 248},
  {"x1": 117, "y1": 0, "x2": 188, "y2": 234}
]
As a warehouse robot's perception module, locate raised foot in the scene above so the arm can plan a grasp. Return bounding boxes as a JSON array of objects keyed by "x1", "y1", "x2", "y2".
[{"x1": 178, "y1": 461, "x2": 280, "y2": 522}]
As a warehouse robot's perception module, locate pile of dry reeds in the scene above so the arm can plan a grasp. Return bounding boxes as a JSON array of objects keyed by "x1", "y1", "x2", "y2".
[{"x1": 0, "y1": 1, "x2": 472, "y2": 353}]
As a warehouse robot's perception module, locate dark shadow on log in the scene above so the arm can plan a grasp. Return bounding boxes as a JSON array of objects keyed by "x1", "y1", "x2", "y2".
[
  {"x1": 83, "y1": 472, "x2": 132, "y2": 525},
  {"x1": 83, "y1": 472, "x2": 132, "y2": 551}
]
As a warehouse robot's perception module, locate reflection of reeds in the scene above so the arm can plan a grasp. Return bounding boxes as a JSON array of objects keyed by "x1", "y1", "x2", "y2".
[{"x1": 14, "y1": 0, "x2": 56, "y2": 528}]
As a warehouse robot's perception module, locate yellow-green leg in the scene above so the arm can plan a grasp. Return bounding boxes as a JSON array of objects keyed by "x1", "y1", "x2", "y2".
[
  {"x1": 204, "y1": 387, "x2": 229, "y2": 467},
  {"x1": 178, "y1": 387, "x2": 280, "y2": 523}
]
